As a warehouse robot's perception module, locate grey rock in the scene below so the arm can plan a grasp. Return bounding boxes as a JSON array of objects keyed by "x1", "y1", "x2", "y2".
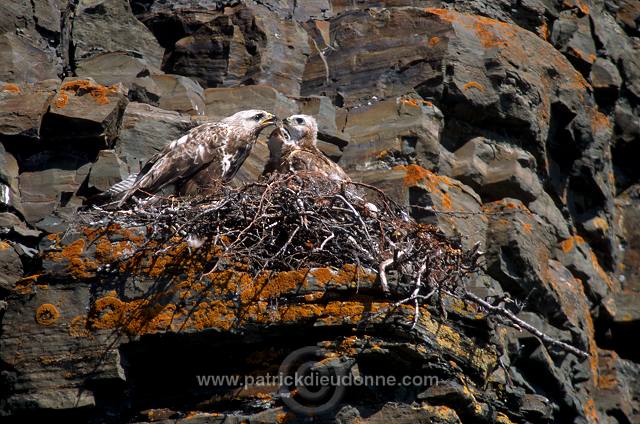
[
  {"x1": 528, "y1": 192, "x2": 571, "y2": 243},
  {"x1": 590, "y1": 58, "x2": 622, "y2": 102},
  {"x1": 116, "y1": 102, "x2": 197, "y2": 173},
  {"x1": 292, "y1": 0, "x2": 333, "y2": 21},
  {"x1": 620, "y1": 49, "x2": 640, "y2": 101},
  {"x1": 481, "y1": 160, "x2": 543, "y2": 203},
  {"x1": 363, "y1": 402, "x2": 461, "y2": 423},
  {"x1": 0, "y1": 283, "x2": 122, "y2": 413},
  {"x1": 0, "y1": 33, "x2": 60, "y2": 83},
  {"x1": 73, "y1": 0, "x2": 164, "y2": 69},
  {"x1": 150, "y1": 74, "x2": 205, "y2": 116},
  {"x1": 87, "y1": 150, "x2": 129, "y2": 192},
  {"x1": 31, "y1": 0, "x2": 63, "y2": 35},
  {"x1": 595, "y1": 349, "x2": 640, "y2": 422},
  {"x1": 0, "y1": 212, "x2": 41, "y2": 239},
  {"x1": 615, "y1": 184, "x2": 640, "y2": 292},
  {"x1": 614, "y1": 101, "x2": 640, "y2": 144},
  {"x1": 520, "y1": 393, "x2": 554, "y2": 420},
  {"x1": 484, "y1": 199, "x2": 581, "y2": 325},
  {"x1": 550, "y1": 11, "x2": 596, "y2": 73},
  {"x1": 0, "y1": 80, "x2": 56, "y2": 140},
  {"x1": 125, "y1": 74, "x2": 206, "y2": 116},
  {"x1": 451, "y1": 137, "x2": 542, "y2": 204},
  {"x1": 602, "y1": 291, "x2": 640, "y2": 324},
  {"x1": 591, "y1": 11, "x2": 630, "y2": 64},
  {"x1": 608, "y1": 0, "x2": 640, "y2": 33},
  {"x1": 204, "y1": 85, "x2": 298, "y2": 120},
  {"x1": 338, "y1": 96, "x2": 444, "y2": 173},
  {"x1": 163, "y1": 2, "x2": 309, "y2": 95},
  {"x1": 0, "y1": 241, "x2": 22, "y2": 291},
  {"x1": 18, "y1": 152, "x2": 92, "y2": 225},
  {"x1": 75, "y1": 52, "x2": 162, "y2": 86}
]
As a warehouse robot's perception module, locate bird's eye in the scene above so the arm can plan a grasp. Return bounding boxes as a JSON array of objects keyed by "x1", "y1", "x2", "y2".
[
  {"x1": 254, "y1": 113, "x2": 264, "y2": 121},
  {"x1": 295, "y1": 117, "x2": 304, "y2": 124}
]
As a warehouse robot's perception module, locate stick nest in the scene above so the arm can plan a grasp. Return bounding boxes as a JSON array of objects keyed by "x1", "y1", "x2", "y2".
[{"x1": 84, "y1": 174, "x2": 478, "y2": 300}]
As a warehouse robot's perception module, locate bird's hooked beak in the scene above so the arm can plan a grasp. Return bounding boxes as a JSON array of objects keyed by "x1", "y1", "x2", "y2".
[{"x1": 260, "y1": 113, "x2": 277, "y2": 127}]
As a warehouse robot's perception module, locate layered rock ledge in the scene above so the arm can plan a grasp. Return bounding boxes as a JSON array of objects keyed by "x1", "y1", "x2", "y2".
[{"x1": 1, "y1": 0, "x2": 639, "y2": 422}]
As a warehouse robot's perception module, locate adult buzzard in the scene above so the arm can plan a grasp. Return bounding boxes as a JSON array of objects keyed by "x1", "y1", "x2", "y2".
[{"x1": 106, "y1": 110, "x2": 275, "y2": 206}]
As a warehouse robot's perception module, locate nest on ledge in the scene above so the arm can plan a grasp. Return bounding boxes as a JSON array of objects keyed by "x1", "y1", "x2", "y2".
[{"x1": 79, "y1": 172, "x2": 587, "y2": 358}]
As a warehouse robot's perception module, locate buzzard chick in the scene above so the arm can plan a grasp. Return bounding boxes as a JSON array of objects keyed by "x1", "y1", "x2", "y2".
[{"x1": 265, "y1": 114, "x2": 350, "y2": 182}]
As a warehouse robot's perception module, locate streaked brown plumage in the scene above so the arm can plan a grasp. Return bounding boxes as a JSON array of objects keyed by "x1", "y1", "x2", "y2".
[
  {"x1": 112, "y1": 110, "x2": 275, "y2": 206},
  {"x1": 264, "y1": 114, "x2": 351, "y2": 182}
]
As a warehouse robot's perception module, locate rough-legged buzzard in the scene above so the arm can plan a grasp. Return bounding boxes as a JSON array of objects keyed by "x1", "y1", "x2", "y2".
[{"x1": 105, "y1": 110, "x2": 276, "y2": 206}]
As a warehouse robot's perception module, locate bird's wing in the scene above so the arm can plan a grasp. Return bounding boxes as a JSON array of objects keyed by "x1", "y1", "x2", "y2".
[
  {"x1": 119, "y1": 123, "x2": 228, "y2": 204},
  {"x1": 285, "y1": 148, "x2": 351, "y2": 181}
]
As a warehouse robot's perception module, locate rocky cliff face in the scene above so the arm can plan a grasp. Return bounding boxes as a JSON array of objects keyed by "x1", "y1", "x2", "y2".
[{"x1": 1, "y1": 0, "x2": 639, "y2": 423}]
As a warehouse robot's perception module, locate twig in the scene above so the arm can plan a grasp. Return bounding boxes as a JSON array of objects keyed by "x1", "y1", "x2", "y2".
[{"x1": 455, "y1": 290, "x2": 590, "y2": 359}]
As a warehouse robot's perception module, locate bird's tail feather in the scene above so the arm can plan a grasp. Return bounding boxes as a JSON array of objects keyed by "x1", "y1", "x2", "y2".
[
  {"x1": 105, "y1": 173, "x2": 139, "y2": 197},
  {"x1": 87, "y1": 173, "x2": 139, "y2": 207}
]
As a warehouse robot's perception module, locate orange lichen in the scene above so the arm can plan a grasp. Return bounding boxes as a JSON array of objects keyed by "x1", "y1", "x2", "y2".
[
  {"x1": 394, "y1": 165, "x2": 457, "y2": 211},
  {"x1": 54, "y1": 92, "x2": 69, "y2": 108},
  {"x1": 321, "y1": 302, "x2": 366, "y2": 324},
  {"x1": 584, "y1": 311, "x2": 599, "y2": 384},
  {"x1": 424, "y1": 8, "x2": 453, "y2": 19},
  {"x1": 13, "y1": 274, "x2": 47, "y2": 295},
  {"x1": 568, "y1": 46, "x2": 596, "y2": 64},
  {"x1": 573, "y1": 0, "x2": 590, "y2": 14},
  {"x1": 68, "y1": 316, "x2": 92, "y2": 338},
  {"x1": 425, "y1": 5, "x2": 591, "y2": 137},
  {"x1": 240, "y1": 270, "x2": 307, "y2": 302},
  {"x1": 538, "y1": 21, "x2": 549, "y2": 41},
  {"x1": 583, "y1": 398, "x2": 598, "y2": 421},
  {"x1": 88, "y1": 296, "x2": 125, "y2": 329},
  {"x1": 396, "y1": 164, "x2": 431, "y2": 187},
  {"x1": 276, "y1": 412, "x2": 295, "y2": 423},
  {"x1": 560, "y1": 234, "x2": 615, "y2": 289},
  {"x1": 311, "y1": 264, "x2": 374, "y2": 287},
  {"x1": 35, "y1": 303, "x2": 60, "y2": 326},
  {"x1": 401, "y1": 98, "x2": 433, "y2": 109},
  {"x1": 589, "y1": 250, "x2": 616, "y2": 290},
  {"x1": 2, "y1": 83, "x2": 21, "y2": 94},
  {"x1": 426, "y1": 8, "x2": 517, "y2": 49},
  {"x1": 505, "y1": 202, "x2": 519, "y2": 210},
  {"x1": 55, "y1": 79, "x2": 118, "y2": 108},
  {"x1": 598, "y1": 351, "x2": 619, "y2": 390},
  {"x1": 428, "y1": 36, "x2": 440, "y2": 47},
  {"x1": 376, "y1": 149, "x2": 390, "y2": 159},
  {"x1": 560, "y1": 235, "x2": 586, "y2": 253},
  {"x1": 472, "y1": 19, "x2": 514, "y2": 48},
  {"x1": 44, "y1": 238, "x2": 97, "y2": 279},
  {"x1": 463, "y1": 81, "x2": 485, "y2": 92},
  {"x1": 188, "y1": 300, "x2": 237, "y2": 331},
  {"x1": 591, "y1": 110, "x2": 610, "y2": 133},
  {"x1": 522, "y1": 223, "x2": 532, "y2": 233}
]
